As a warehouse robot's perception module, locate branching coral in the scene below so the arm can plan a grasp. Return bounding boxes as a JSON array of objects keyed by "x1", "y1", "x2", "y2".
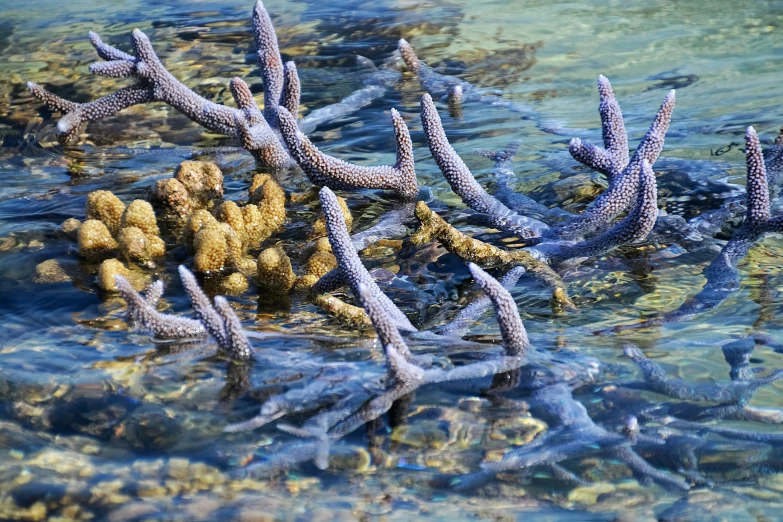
[
  {"x1": 553, "y1": 78, "x2": 674, "y2": 240},
  {"x1": 312, "y1": 187, "x2": 416, "y2": 332},
  {"x1": 26, "y1": 0, "x2": 783, "y2": 511},
  {"x1": 606, "y1": 127, "x2": 783, "y2": 332},
  {"x1": 420, "y1": 93, "x2": 550, "y2": 238},
  {"x1": 28, "y1": 1, "x2": 404, "y2": 172},
  {"x1": 278, "y1": 107, "x2": 419, "y2": 200}
]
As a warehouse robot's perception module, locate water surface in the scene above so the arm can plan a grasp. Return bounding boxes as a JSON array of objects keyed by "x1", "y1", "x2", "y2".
[{"x1": 1, "y1": 0, "x2": 783, "y2": 519}]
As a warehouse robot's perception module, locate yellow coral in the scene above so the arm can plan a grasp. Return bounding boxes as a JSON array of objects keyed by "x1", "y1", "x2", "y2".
[
  {"x1": 256, "y1": 247, "x2": 297, "y2": 292},
  {"x1": 118, "y1": 226, "x2": 162, "y2": 267},
  {"x1": 184, "y1": 209, "x2": 221, "y2": 246},
  {"x1": 221, "y1": 272, "x2": 249, "y2": 294},
  {"x1": 310, "y1": 195, "x2": 352, "y2": 238},
  {"x1": 224, "y1": 226, "x2": 255, "y2": 271},
  {"x1": 412, "y1": 201, "x2": 574, "y2": 311},
  {"x1": 34, "y1": 259, "x2": 78, "y2": 284},
  {"x1": 241, "y1": 204, "x2": 264, "y2": 246},
  {"x1": 248, "y1": 173, "x2": 271, "y2": 204},
  {"x1": 313, "y1": 237, "x2": 332, "y2": 253},
  {"x1": 293, "y1": 251, "x2": 337, "y2": 291},
  {"x1": 147, "y1": 235, "x2": 166, "y2": 260},
  {"x1": 86, "y1": 190, "x2": 125, "y2": 236},
  {"x1": 97, "y1": 258, "x2": 131, "y2": 291},
  {"x1": 77, "y1": 219, "x2": 118, "y2": 259},
  {"x1": 304, "y1": 251, "x2": 337, "y2": 279},
  {"x1": 215, "y1": 201, "x2": 246, "y2": 243},
  {"x1": 60, "y1": 218, "x2": 81, "y2": 239},
  {"x1": 193, "y1": 228, "x2": 227, "y2": 273},
  {"x1": 312, "y1": 294, "x2": 371, "y2": 328},
  {"x1": 122, "y1": 200, "x2": 160, "y2": 236},
  {"x1": 152, "y1": 178, "x2": 194, "y2": 220},
  {"x1": 174, "y1": 161, "x2": 223, "y2": 206},
  {"x1": 287, "y1": 187, "x2": 320, "y2": 205},
  {"x1": 245, "y1": 176, "x2": 286, "y2": 245}
]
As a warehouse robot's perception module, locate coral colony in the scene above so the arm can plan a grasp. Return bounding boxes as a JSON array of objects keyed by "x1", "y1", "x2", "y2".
[{"x1": 28, "y1": 0, "x2": 783, "y2": 502}]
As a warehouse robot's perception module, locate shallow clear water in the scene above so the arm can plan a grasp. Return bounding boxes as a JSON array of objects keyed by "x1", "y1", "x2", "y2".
[{"x1": 1, "y1": 0, "x2": 783, "y2": 519}]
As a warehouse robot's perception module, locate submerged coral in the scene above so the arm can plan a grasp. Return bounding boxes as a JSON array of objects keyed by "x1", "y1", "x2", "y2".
[{"x1": 21, "y1": 0, "x2": 783, "y2": 517}]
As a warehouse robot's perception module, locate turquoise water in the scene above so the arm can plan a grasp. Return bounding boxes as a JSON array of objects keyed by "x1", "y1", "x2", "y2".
[{"x1": 1, "y1": 0, "x2": 783, "y2": 519}]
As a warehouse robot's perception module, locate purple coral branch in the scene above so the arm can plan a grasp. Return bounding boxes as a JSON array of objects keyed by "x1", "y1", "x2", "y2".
[
  {"x1": 568, "y1": 75, "x2": 629, "y2": 179},
  {"x1": 277, "y1": 107, "x2": 419, "y2": 199},
  {"x1": 313, "y1": 187, "x2": 417, "y2": 332},
  {"x1": 537, "y1": 158, "x2": 658, "y2": 264},
  {"x1": 420, "y1": 94, "x2": 550, "y2": 238},
  {"x1": 434, "y1": 265, "x2": 526, "y2": 338},
  {"x1": 604, "y1": 127, "x2": 783, "y2": 332},
  {"x1": 468, "y1": 264, "x2": 530, "y2": 357},
  {"x1": 178, "y1": 265, "x2": 253, "y2": 361},
  {"x1": 556, "y1": 87, "x2": 675, "y2": 240},
  {"x1": 251, "y1": 0, "x2": 285, "y2": 126},
  {"x1": 29, "y1": 20, "x2": 292, "y2": 168},
  {"x1": 115, "y1": 276, "x2": 206, "y2": 340}
]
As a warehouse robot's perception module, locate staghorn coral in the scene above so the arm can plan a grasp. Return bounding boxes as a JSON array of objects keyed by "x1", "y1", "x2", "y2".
[
  {"x1": 622, "y1": 343, "x2": 783, "y2": 415},
  {"x1": 420, "y1": 93, "x2": 550, "y2": 239},
  {"x1": 531, "y1": 159, "x2": 659, "y2": 266},
  {"x1": 607, "y1": 127, "x2": 783, "y2": 332},
  {"x1": 115, "y1": 276, "x2": 206, "y2": 339},
  {"x1": 398, "y1": 38, "x2": 539, "y2": 120},
  {"x1": 553, "y1": 79, "x2": 675, "y2": 240},
  {"x1": 113, "y1": 251, "x2": 783, "y2": 497},
  {"x1": 432, "y1": 265, "x2": 526, "y2": 337},
  {"x1": 29, "y1": 1, "x2": 403, "y2": 170},
  {"x1": 309, "y1": 193, "x2": 353, "y2": 239},
  {"x1": 278, "y1": 107, "x2": 419, "y2": 200},
  {"x1": 26, "y1": 0, "x2": 783, "y2": 512},
  {"x1": 28, "y1": 22, "x2": 290, "y2": 167},
  {"x1": 313, "y1": 187, "x2": 416, "y2": 332},
  {"x1": 482, "y1": 140, "x2": 573, "y2": 222},
  {"x1": 178, "y1": 265, "x2": 253, "y2": 360}
]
